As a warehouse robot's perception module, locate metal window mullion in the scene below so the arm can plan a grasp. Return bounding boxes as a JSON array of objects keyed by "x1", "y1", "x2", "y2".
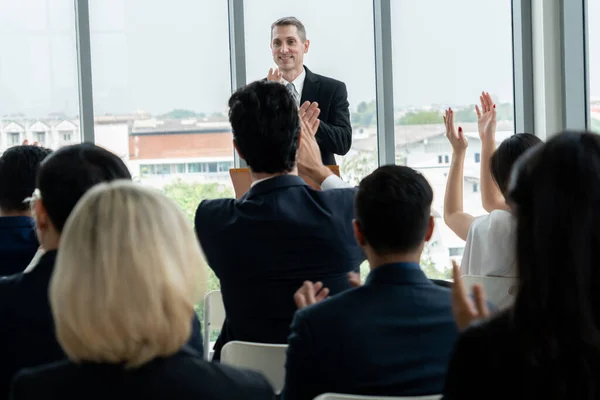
[
  {"x1": 373, "y1": 0, "x2": 395, "y2": 166},
  {"x1": 561, "y1": 0, "x2": 588, "y2": 131},
  {"x1": 228, "y1": 0, "x2": 247, "y2": 168},
  {"x1": 74, "y1": 0, "x2": 95, "y2": 143},
  {"x1": 512, "y1": 0, "x2": 535, "y2": 135}
]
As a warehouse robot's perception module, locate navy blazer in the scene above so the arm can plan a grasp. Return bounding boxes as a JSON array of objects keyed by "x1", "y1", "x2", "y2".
[
  {"x1": 0, "y1": 217, "x2": 38, "y2": 276},
  {"x1": 281, "y1": 263, "x2": 459, "y2": 400},
  {"x1": 301, "y1": 66, "x2": 352, "y2": 165},
  {"x1": 10, "y1": 346, "x2": 275, "y2": 400},
  {"x1": 0, "y1": 250, "x2": 204, "y2": 400},
  {"x1": 195, "y1": 175, "x2": 364, "y2": 359}
]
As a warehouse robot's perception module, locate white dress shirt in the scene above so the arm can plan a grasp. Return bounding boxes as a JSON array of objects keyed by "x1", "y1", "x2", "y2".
[
  {"x1": 460, "y1": 209, "x2": 516, "y2": 277},
  {"x1": 282, "y1": 68, "x2": 307, "y2": 100},
  {"x1": 250, "y1": 173, "x2": 351, "y2": 190}
]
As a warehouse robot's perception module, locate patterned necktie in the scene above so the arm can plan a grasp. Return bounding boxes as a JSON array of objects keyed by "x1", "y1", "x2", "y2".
[{"x1": 286, "y1": 82, "x2": 300, "y2": 107}]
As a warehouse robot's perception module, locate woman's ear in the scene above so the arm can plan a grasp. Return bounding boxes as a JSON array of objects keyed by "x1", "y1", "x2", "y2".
[{"x1": 34, "y1": 199, "x2": 50, "y2": 231}]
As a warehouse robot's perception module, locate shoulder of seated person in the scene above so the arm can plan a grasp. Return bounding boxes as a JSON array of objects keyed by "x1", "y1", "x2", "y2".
[
  {"x1": 310, "y1": 71, "x2": 346, "y2": 88},
  {"x1": 195, "y1": 198, "x2": 235, "y2": 214},
  {"x1": 0, "y1": 272, "x2": 24, "y2": 290},
  {"x1": 297, "y1": 288, "x2": 363, "y2": 319},
  {"x1": 12, "y1": 358, "x2": 73, "y2": 387},
  {"x1": 460, "y1": 309, "x2": 512, "y2": 342},
  {"x1": 181, "y1": 356, "x2": 274, "y2": 393}
]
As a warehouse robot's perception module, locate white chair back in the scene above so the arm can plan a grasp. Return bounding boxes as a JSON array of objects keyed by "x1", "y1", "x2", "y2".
[
  {"x1": 313, "y1": 394, "x2": 442, "y2": 400},
  {"x1": 202, "y1": 290, "x2": 225, "y2": 360},
  {"x1": 220, "y1": 341, "x2": 288, "y2": 393},
  {"x1": 462, "y1": 275, "x2": 517, "y2": 310}
]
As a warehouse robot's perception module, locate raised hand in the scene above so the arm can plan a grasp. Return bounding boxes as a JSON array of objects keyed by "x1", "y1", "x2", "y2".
[
  {"x1": 451, "y1": 260, "x2": 489, "y2": 330},
  {"x1": 475, "y1": 91, "x2": 497, "y2": 143},
  {"x1": 267, "y1": 67, "x2": 284, "y2": 84},
  {"x1": 444, "y1": 108, "x2": 468, "y2": 153},
  {"x1": 294, "y1": 281, "x2": 330, "y2": 309},
  {"x1": 299, "y1": 101, "x2": 320, "y2": 136},
  {"x1": 348, "y1": 272, "x2": 361, "y2": 288}
]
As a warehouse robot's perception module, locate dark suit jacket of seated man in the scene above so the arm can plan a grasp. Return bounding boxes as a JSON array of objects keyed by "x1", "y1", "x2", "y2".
[
  {"x1": 195, "y1": 79, "x2": 364, "y2": 360},
  {"x1": 196, "y1": 175, "x2": 363, "y2": 360},
  {"x1": 281, "y1": 166, "x2": 459, "y2": 400}
]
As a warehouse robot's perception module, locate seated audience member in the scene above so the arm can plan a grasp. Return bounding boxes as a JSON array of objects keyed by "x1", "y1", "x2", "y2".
[
  {"x1": 10, "y1": 182, "x2": 275, "y2": 400},
  {"x1": 443, "y1": 92, "x2": 541, "y2": 276},
  {"x1": 281, "y1": 165, "x2": 458, "y2": 400},
  {"x1": 445, "y1": 131, "x2": 600, "y2": 400},
  {"x1": 195, "y1": 80, "x2": 364, "y2": 359},
  {"x1": 0, "y1": 145, "x2": 52, "y2": 275},
  {"x1": 0, "y1": 144, "x2": 204, "y2": 400}
]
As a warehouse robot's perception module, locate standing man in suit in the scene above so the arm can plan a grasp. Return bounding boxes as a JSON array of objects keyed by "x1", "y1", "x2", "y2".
[
  {"x1": 267, "y1": 16, "x2": 352, "y2": 165},
  {"x1": 281, "y1": 165, "x2": 459, "y2": 400},
  {"x1": 195, "y1": 80, "x2": 363, "y2": 360}
]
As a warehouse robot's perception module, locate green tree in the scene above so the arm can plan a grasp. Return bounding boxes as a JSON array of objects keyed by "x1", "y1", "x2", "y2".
[
  {"x1": 159, "y1": 108, "x2": 204, "y2": 119},
  {"x1": 397, "y1": 110, "x2": 441, "y2": 125},
  {"x1": 352, "y1": 100, "x2": 377, "y2": 128},
  {"x1": 161, "y1": 179, "x2": 233, "y2": 314},
  {"x1": 420, "y1": 241, "x2": 452, "y2": 280},
  {"x1": 161, "y1": 179, "x2": 233, "y2": 221},
  {"x1": 592, "y1": 117, "x2": 600, "y2": 134},
  {"x1": 453, "y1": 106, "x2": 478, "y2": 123},
  {"x1": 340, "y1": 150, "x2": 378, "y2": 186}
]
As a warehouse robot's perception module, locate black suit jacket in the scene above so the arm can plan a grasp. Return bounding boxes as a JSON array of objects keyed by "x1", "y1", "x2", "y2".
[
  {"x1": 0, "y1": 251, "x2": 204, "y2": 400},
  {"x1": 0, "y1": 217, "x2": 39, "y2": 276},
  {"x1": 195, "y1": 175, "x2": 365, "y2": 359},
  {"x1": 281, "y1": 263, "x2": 458, "y2": 400},
  {"x1": 301, "y1": 66, "x2": 352, "y2": 165},
  {"x1": 10, "y1": 346, "x2": 275, "y2": 400},
  {"x1": 443, "y1": 310, "x2": 580, "y2": 400}
]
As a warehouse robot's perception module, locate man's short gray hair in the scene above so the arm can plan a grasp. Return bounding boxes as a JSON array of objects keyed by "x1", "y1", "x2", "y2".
[{"x1": 271, "y1": 16, "x2": 307, "y2": 42}]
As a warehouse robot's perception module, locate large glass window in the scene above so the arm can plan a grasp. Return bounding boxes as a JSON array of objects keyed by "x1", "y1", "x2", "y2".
[
  {"x1": 589, "y1": 0, "x2": 600, "y2": 133},
  {"x1": 90, "y1": 0, "x2": 234, "y2": 217},
  {"x1": 90, "y1": 0, "x2": 235, "y2": 297},
  {"x1": 0, "y1": 0, "x2": 80, "y2": 153},
  {"x1": 392, "y1": 0, "x2": 514, "y2": 278},
  {"x1": 244, "y1": 0, "x2": 378, "y2": 185}
]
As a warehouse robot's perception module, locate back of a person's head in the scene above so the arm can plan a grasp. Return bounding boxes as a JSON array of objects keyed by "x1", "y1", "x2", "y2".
[
  {"x1": 508, "y1": 131, "x2": 600, "y2": 395},
  {"x1": 490, "y1": 133, "x2": 541, "y2": 196},
  {"x1": 355, "y1": 165, "x2": 433, "y2": 255},
  {"x1": 0, "y1": 145, "x2": 52, "y2": 214},
  {"x1": 229, "y1": 80, "x2": 299, "y2": 173},
  {"x1": 51, "y1": 181, "x2": 205, "y2": 368},
  {"x1": 37, "y1": 143, "x2": 132, "y2": 233}
]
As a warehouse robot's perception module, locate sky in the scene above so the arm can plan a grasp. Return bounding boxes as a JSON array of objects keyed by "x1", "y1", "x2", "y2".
[{"x1": 0, "y1": 0, "x2": 595, "y2": 117}]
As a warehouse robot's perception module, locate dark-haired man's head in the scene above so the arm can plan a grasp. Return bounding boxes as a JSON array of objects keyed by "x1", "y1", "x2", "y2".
[
  {"x1": 0, "y1": 145, "x2": 53, "y2": 216},
  {"x1": 354, "y1": 165, "x2": 434, "y2": 266},
  {"x1": 33, "y1": 143, "x2": 132, "y2": 250},
  {"x1": 491, "y1": 133, "x2": 541, "y2": 196},
  {"x1": 229, "y1": 80, "x2": 300, "y2": 175}
]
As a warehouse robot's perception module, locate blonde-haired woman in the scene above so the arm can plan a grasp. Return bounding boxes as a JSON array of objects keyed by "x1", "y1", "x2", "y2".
[{"x1": 10, "y1": 181, "x2": 275, "y2": 400}]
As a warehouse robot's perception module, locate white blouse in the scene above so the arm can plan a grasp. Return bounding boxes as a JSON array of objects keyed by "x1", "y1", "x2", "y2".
[{"x1": 460, "y1": 209, "x2": 516, "y2": 277}]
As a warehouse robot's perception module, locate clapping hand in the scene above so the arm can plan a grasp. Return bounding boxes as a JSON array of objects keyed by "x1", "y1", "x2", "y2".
[
  {"x1": 444, "y1": 108, "x2": 468, "y2": 153},
  {"x1": 294, "y1": 281, "x2": 330, "y2": 309},
  {"x1": 476, "y1": 91, "x2": 496, "y2": 144},
  {"x1": 451, "y1": 260, "x2": 489, "y2": 330},
  {"x1": 267, "y1": 67, "x2": 284, "y2": 84},
  {"x1": 299, "y1": 101, "x2": 320, "y2": 136}
]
